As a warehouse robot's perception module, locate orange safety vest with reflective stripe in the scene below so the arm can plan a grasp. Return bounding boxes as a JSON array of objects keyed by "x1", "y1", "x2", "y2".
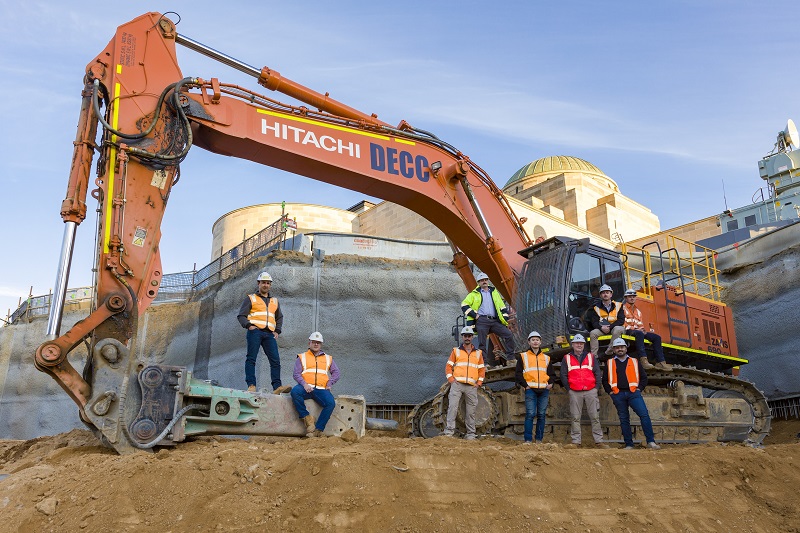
[
  {"x1": 298, "y1": 350, "x2": 332, "y2": 389},
  {"x1": 247, "y1": 294, "x2": 279, "y2": 331},
  {"x1": 594, "y1": 301, "x2": 622, "y2": 324},
  {"x1": 521, "y1": 350, "x2": 550, "y2": 389},
  {"x1": 446, "y1": 347, "x2": 485, "y2": 386},
  {"x1": 564, "y1": 353, "x2": 597, "y2": 391},
  {"x1": 622, "y1": 303, "x2": 644, "y2": 331},
  {"x1": 607, "y1": 357, "x2": 640, "y2": 394}
]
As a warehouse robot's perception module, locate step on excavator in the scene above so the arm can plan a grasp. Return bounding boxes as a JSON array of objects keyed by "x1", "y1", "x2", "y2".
[{"x1": 34, "y1": 12, "x2": 769, "y2": 453}]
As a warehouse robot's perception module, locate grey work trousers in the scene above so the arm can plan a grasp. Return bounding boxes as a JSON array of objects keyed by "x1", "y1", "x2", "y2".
[
  {"x1": 590, "y1": 326, "x2": 625, "y2": 356},
  {"x1": 568, "y1": 389, "x2": 604, "y2": 444},
  {"x1": 445, "y1": 381, "x2": 478, "y2": 437}
]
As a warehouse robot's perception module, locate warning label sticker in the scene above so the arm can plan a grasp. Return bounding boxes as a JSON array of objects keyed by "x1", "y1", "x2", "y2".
[
  {"x1": 133, "y1": 226, "x2": 147, "y2": 247},
  {"x1": 151, "y1": 169, "x2": 168, "y2": 189}
]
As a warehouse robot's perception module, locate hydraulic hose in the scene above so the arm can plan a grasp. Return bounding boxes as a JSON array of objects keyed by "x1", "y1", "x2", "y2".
[
  {"x1": 91, "y1": 79, "x2": 178, "y2": 140},
  {"x1": 125, "y1": 404, "x2": 204, "y2": 449}
]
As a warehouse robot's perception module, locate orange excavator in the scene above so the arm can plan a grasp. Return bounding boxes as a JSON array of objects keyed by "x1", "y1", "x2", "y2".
[{"x1": 35, "y1": 12, "x2": 769, "y2": 453}]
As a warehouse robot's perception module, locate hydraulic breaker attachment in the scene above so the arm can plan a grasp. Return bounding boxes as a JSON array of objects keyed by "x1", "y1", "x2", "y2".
[{"x1": 106, "y1": 364, "x2": 366, "y2": 453}]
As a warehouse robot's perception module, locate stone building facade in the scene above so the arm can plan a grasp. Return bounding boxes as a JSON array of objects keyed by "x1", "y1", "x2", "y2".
[{"x1": 503, "y1": 156, "x2": 660, "y2": 241}]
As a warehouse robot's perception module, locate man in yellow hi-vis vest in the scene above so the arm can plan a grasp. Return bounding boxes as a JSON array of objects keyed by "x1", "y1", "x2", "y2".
[{"x1": 237, "y1": 271, "x2": 284, "y2": 392}]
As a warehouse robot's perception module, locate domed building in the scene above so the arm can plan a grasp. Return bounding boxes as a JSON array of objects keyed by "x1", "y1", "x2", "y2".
[
  {"x1": 503, "y1": 156, "x2": 659, "y2": 241},
  {"x1": 210, "y1": 155, "x2": 660, "y2": 259}
]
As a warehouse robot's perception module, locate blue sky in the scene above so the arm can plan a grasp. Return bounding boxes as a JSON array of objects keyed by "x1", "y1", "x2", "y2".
[{"x1": 1, "y1": 1, "x2": 798, "y2": 318}]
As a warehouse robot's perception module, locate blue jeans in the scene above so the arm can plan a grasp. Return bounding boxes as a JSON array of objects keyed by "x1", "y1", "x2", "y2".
[
  {"x1": 610, "y1": 390, "x2": 656, "y2": 446},
  {"x1": 245, "y1": 328, "x2": 281, "y2": 389},
  {"x1": 524, "y1": 388, "x2": 550, "y2": 442},
  {"x1": 291, "y1": 385, "x2": 336, "y2": 431},
  {"x1": 627, "y1": 329, "x2": 666, "y2": 362}
]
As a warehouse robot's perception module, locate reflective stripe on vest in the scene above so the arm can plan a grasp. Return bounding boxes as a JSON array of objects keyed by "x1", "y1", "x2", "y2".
[
  {"x1": 623, "y1": 303, "x2": 644, "y2": 331},
  {"x1": 446, "y1": 347, "x2": 484, "y2": 386},
  {"x1": 521, "y1": 350, "x2": 550, "y2": 389},
  {"x1": 607, "y1": 357, "x2": 640, "y2": 394},
  {"x1": 299, "y1": 350, "x2": 332, "y2": 389},
  {"x1": 564, "y1": 353, "x2": 596, "y2": 391},
  {"x1": 594, "y1": 301, "x2": 622, "y2": 324},
  {"x1": 247, "y1": 294, "x2": 278, "y2": 331}
]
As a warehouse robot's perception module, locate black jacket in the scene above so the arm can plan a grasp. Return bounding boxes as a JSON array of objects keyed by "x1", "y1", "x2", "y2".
[
  {"x1": 237, "y1": 293, "x2": 283, "y2": 334},
  {"x1": 601, "y1": 356, "x2": 649, "y2": 394},
  {"x1": 513, "y1": 350, "x2": 556, "y2": 388},
  {"x1": 585, "y1": 300, "x2": 625, "y2": 331}
]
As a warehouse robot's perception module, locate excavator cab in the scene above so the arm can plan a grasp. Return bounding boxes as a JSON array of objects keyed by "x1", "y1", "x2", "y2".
[{"x1": 514, "y1": 237, "x2": 625, "y2": 353}]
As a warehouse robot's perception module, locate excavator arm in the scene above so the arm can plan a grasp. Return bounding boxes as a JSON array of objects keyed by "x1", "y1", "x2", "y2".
[{"x1": 34, "y1": 12, "x2": 532, "y2": 452}]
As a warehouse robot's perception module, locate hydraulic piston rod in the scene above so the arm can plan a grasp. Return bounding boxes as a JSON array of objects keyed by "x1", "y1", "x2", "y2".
[
  {"x1": 175, "y1": 32, "x2": 382, "y2": 126},
  {"x1": 46, "y1": 221, "x2": 77, "y2": 339}
]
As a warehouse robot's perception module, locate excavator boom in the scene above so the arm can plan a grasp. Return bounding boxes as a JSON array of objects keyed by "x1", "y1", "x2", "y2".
[{"x1": 35, "y1": 12, "x2": 531, "y2": 452}]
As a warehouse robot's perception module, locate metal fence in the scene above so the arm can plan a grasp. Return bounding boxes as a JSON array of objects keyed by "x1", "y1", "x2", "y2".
[
  {"x1": 193, "y1": 215, "x2": 287, "y2": 292},
  {"x1": 5, "y1": 216, "x2": 288, "y2": 325},
  {"x1": 770, "y1": 397, "x2": 800, "y2": 419}
]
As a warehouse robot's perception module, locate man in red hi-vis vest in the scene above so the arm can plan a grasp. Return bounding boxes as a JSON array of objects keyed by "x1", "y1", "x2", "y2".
[
  {"x1": 602, "y1": 338, "x2": 661, "y2": 450},
  {"x1": 560, "y1": 334, "x2": 609, "y2": 448}
]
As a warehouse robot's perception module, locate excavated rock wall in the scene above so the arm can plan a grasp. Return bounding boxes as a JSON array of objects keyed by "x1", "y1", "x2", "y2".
[
  {"x1": 0, "y1": 251, "x2": 466, "y2": 440},
  {"x1": 720, "y1": 243, "x2": 800, "y2": 399}
]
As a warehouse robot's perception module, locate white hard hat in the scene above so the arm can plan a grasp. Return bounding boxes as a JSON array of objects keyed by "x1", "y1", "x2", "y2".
[
  {"x1": 257, "y1": 271, "x2": 273, "y2": 282},
  {"x1": 612, "y1": 338, "x2": 627, "y2": 347},
  {"x1": 460, "y1": 326, "x2": 475, "y2": 335},
  {"x1": 527, "y1": 331, "x2": 542, "y2": 339},
  {"x1": 624, "y1": 288, "x2": 637, "y2": 297},
  {"x1": 308, "y1": 331, "x2": 324, "y2": 342},
  {"x1": 599, "y1": 284, "x2": 613, "y2": 293},
  {"x1": 571, "y1": 334, "x2": 586, "y2": 343},
  {"x1": 475, "y1": 271, "x2": 489, "y2": 282}
]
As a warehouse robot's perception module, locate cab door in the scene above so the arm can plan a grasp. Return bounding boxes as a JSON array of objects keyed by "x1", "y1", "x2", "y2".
[{"x1": 567, "y1": 251, "x2": 625, "y2": 333}]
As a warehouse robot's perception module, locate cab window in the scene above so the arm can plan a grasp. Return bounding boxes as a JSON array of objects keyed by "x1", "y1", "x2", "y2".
[
  {"x1": 568, "y1": 253, "x2": 601, "y2": 329},
  {"x1": 603, "y1": 258, "x2": 625, "y2": 298}
]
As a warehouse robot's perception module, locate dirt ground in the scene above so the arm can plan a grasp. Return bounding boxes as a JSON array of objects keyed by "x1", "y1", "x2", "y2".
[{"x1": 1, "y1": 420, "x2": 799, "y2": 533}]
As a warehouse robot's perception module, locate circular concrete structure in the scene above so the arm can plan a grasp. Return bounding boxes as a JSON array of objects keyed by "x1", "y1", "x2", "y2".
[{"x1": 211, "y1": 203, "x2": 357, "y2": 260}]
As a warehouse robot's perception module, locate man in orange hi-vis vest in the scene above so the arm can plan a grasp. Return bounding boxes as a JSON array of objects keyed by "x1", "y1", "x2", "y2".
[
  {"x1": 442, "y1": 326, "x2": 486, "y2": 440},
  {"x1": 602, "y1": 338, "x2": 661, "y2": 450},
  {"x1": 290, "y1": 331, "x2": 340, "y2": 437},
  {"x1": 237, "y1": 271, "x2": 285, "y2": 393}
]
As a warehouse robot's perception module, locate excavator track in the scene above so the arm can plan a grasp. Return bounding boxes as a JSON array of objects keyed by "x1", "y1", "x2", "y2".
[
  {"x1": 430, "y1": 382, "x2": 500, "y2": 436},
  {"x1": 410, "y1": 364, "x2": 771, "y2": 445},
  {"x1": 644, "y1": 365, "x2": 771, "y2": 446},
  {"x1": 408, "y1": 392, "x2": 446, "y2": 438}
]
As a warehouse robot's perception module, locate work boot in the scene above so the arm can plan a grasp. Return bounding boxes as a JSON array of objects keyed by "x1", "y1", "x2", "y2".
[
  {"x1": 303, "y1": 415, "x2": 316, "y2": 437},
  {"x1": 272, "y1": 385, "x2": 292, "y2": 395},
  {"x1": 595, "y1": 442, "x2": 610, "y2": 449},
  {"x1": 639, "y1": 357, "x2": 655, "y2": 370},
  {"x1": 563, "y1": 443, "x2": 578, "y2": 449},
  {"x1": 655, "y1": 361, "x2": 673, "y2": 371},
  {"x1": 647, "y1": 442, "x2": 662, "y2": 450},
  {"x1": 247, "y1": 385, "x2": 257, "y2": 393}
]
